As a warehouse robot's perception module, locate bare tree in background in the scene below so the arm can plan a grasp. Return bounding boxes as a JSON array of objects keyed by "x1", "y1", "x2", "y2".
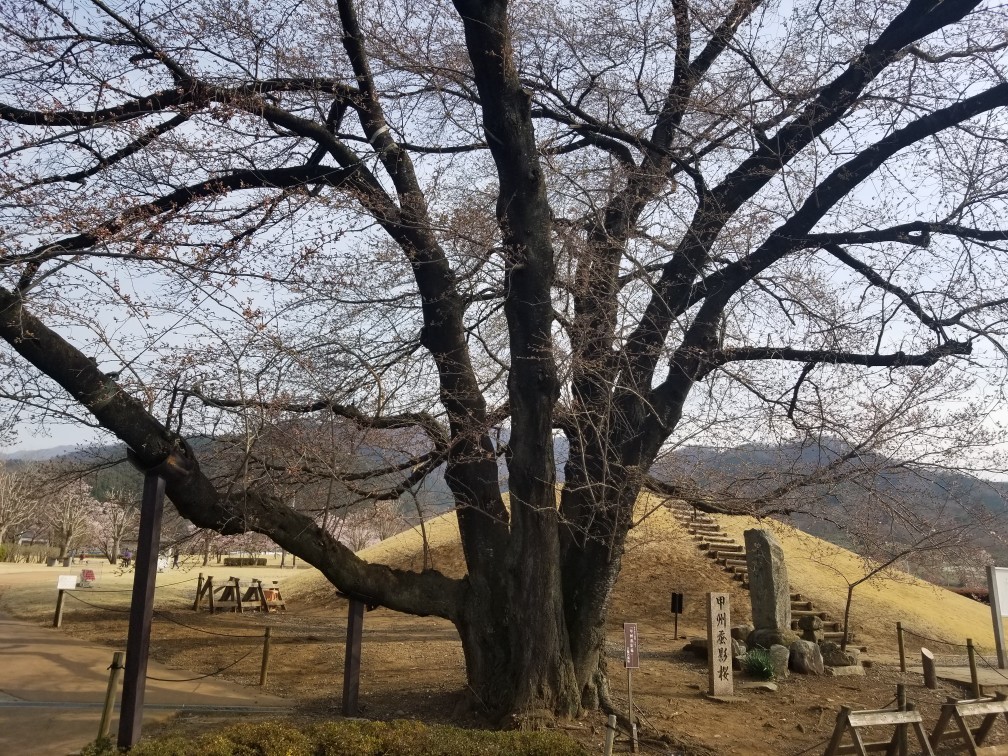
[
  {"x1": 1, "y1": 0, "x2": 1008, "y2": 718},
  {"x1": 91, "y1": 489, "x2": 140, "y2": 564},
  {"x1": 0, "y1": 462, "x2": 39, "y2": 544},
  {"x1": 41, "y1": 478, "x2": 97, "y2": 560}
]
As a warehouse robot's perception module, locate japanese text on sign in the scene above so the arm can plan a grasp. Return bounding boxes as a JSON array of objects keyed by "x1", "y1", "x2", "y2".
[
  {"x1": 623, "y1": 622, "x2": 639, "y2": 669},
  {"x1": 706, "y1": 592, "x2": 733, "y2": 696}
]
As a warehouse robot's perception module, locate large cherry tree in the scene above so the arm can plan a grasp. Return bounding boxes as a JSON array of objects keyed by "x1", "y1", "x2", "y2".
[{"x1": 2, "y1": 0, "x2": 1007, "y2": 718}]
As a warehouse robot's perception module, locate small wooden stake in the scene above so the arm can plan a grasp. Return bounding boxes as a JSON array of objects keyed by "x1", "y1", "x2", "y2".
[
  {"x1": 194, "y1": 573, "x2": 204, "y2": 610},
  {"x1": 896, "y1": 621, "x2": 906, "y2": 674},
  {"x1": 603, "y1": 714, "x2": 617, "y2": 756},
  {"x1": 921, "y1": 648, "x2": 937, "y2": 690},
  {"x1": 98, "y1": 651, "x2": 125, "y2": 741},
  {"x1": 967, "y1": 638, "x2": 980, "y2": 698},
  {"x1": 259, "y1": 627, "x2": 272, "y2": 687},
  {"x1": 53, "y1": 589, "x2": 66, "y2": 628}
]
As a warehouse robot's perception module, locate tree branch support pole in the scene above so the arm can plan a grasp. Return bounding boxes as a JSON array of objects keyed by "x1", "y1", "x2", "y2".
[
  {"x1": 53, "y1": 589, "x2": 66, "y2": 628},
  {"x1": 117, "y1": 472, "x2": 165, "y2": 750},
  {"x1": 98, "y1": 651, "x2": 125, "y2": 741},
  {"x1": 259, "y1": 627, "x2": 272, "y2": 687},
  {"x1": 897, "y1": 621, "x2": 906, "y2": 674},
  {"x1": 967, "y1": 638, "x2": 980, "y2": 698},
  {"x1": 342, "y1": 598, "x2": 365, "y2": 716},
  {"x1": 194, "y1": 572, "x2": 204, "y2": 610},
  {"x1": 896, "y1": 682, "x2": 907, "y2": 756}
]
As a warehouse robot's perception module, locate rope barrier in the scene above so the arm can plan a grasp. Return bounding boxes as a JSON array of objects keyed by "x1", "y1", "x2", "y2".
[
  {"x1": 790, "y1": 736, "x2": 832, "y2": 756},
  {"x1": 900, "y1": 628, "x2": 969, "y2": 648},
  {"x1": 63, "y1": 592, "x2": 131, "y2": 613},
  {"x1": 145, "y1": 647, "x2": 257, "y2": 682},
  {"x1": 70, "y1": 576, "x2": 197, "y2": 593},
  {"x1": 153, "y1": 610, "x2": 265, "y2": 639},
  {"x1": 975, "y1": 650, "x2": 1008, "y2": 682}
]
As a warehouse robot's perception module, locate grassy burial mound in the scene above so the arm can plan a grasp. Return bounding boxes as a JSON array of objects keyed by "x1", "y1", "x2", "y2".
[{"x1": 297, "y1": 497, "x2": 994, "y2": 656}]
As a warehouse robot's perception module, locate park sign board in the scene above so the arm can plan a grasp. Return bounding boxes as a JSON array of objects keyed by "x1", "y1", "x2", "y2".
[
  {"x1": 57, "y1": 575, "x2": 77, "y2": 591},
  {"x1": 623, "y1": 622, "x2": 639, "y2": 669}
]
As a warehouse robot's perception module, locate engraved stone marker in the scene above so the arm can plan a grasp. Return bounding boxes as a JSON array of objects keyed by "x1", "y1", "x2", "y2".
[{"x1": 707, "y1": 591, "x2": 733, "y2": 696}]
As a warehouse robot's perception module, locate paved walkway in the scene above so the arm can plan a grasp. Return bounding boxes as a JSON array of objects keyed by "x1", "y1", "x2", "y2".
[{"x1": 0, "y1": 614, "x2": 289, "y2": 755}]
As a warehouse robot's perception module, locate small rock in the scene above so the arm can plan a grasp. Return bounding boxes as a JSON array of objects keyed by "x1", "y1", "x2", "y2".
[
  {"x1": 732, "y1": 623, "x2": 755, "y2": 642},
  {"x1": 820, "y1": 641, "x2": 859, "y2": 667},
  {"x1": 824, "y1": 664, "x2": 865, "y2": 677},
  {"x1": 740, "y1": 681, "x2": 778, "y2": 692},
  {"x1": 796, "y1": 723, "x2": 806, "y2": 733},
  {"x1": 797, "y1": 615, "x2": 823, "y2": 642},
  {"x1": 748, "y1": 627, "x2": 799, "y2": 650},
  {"x1": 769, "y1": 644, "x2": 790, "y2": 679},
  {"x1": 789, "y1": 639, "x2": 824, "y2": 675}
]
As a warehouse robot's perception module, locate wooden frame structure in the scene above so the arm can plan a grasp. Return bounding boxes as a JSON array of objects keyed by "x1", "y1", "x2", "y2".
[
  {"x1": 930, "y1": 693, "x2": 1008, "y2": 755},
  {"x1": 193, "y1": 575, "x2": 286, "y2": 613},
  {"x1": 824, "y1": 705, "x2": 935, "y2": 756}
]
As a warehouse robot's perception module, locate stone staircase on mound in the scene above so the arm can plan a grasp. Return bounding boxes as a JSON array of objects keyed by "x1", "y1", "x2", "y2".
[{"x1": 666, "y1": 501, "x2": 853, "y2": 644}]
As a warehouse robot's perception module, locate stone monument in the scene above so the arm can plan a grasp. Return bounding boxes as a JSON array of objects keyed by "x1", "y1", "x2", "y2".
[{"x1": 744, "y1": 528, "x2": 795, "y2": 648}]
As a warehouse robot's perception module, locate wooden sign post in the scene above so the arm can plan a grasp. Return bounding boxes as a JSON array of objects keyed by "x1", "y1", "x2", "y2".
[
  {"x1": 671, "y1": 592, "x2": 684, "y2": 639},
  {"x1": 624, "y1": 622, "x2": 639, "y2": 753},
  {"x1": 707, "y1": 592, "x2": 733, "y2": 697}
]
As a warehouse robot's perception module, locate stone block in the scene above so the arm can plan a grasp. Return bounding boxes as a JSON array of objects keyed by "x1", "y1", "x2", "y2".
[
  {"x1": 788, "y1": 639, "x2": 824, "y2": 675},
  {"x1": 744, "y1": 529, "x2": 791, "y2": 631}
]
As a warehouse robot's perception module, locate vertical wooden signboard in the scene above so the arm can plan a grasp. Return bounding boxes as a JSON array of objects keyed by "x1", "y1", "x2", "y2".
[{"x1": 707, "y1": 592, "x2": 733, "y2": 696}]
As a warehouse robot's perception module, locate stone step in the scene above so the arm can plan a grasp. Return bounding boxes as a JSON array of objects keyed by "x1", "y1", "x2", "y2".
[
  {"x1": 729, "y1": 565, "x2": 748, "y2": 575},
  {"x1": 823, "y1": 631, "x2": 854, "y2": 643},
  {"x1": 696, "y1": 540, "x2": 737, "y2": 550},
  {"x1": 791, "y1": 600, "x2": 814, "y2": 610},
  {"x1": 687, "y1": 524, "x2": 721, "y2": 533},
  {"x1": 673, "y1": 513, "x2": 717, "y2": 524},
  {"x1": 707, "y1": 545, "x2": 744, "y2": 555},
  {"x1": 791, "y1": 609, "x2": 829, "y2": 620},
  {"x1": 723, "y1": 558, "x2": 748, "y2": 568}
]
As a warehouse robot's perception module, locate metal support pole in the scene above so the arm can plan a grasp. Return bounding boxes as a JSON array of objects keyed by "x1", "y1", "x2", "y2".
[
  {"x1": 53, "y1": 589, "x2": 65, "y2": 628},
  {"x1": 259, "y1": 627, "x2": 272, "y2": 687},
  {"x1": 342, "y1": 598, "x2": 365, "y2": 716},
  {"x1": 98, "y1": 651, "x2": 125, "y2": 741},
  {"x1": 117, "y1": 472, "x2": 165, "y2": 750}
]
